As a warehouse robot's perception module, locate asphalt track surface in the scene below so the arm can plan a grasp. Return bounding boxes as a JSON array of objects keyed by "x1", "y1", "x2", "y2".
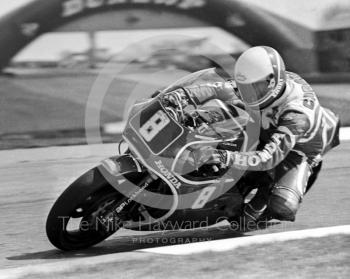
[{"x1": 0, "y1": 140, "x2": 349, "y2": 270}]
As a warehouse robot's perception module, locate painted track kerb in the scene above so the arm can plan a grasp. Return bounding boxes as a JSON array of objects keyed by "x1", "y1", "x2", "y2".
[
  {"x1": 140, "y1": 225, "x2": 350, "y2": 255},
  {"x1": 339, "y1": 127, "x2": 350, "y2": 141},
  {"x1": 0, "y1": 226, "x2": 349, "y2": 279}
]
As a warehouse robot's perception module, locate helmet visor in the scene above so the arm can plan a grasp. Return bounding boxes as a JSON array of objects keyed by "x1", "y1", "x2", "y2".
[{"x1": 237, "y1": 78, "x2": 272, "y2": 106}]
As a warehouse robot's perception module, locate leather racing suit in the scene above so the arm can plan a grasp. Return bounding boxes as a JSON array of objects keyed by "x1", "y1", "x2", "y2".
[{"x1": 171, "y1": 71, "x2": 340, "y2": 222}]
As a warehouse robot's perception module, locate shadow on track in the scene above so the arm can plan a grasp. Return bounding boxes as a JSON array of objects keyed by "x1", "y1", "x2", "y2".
[
  {"x1": 7, "y1": 221, "x2": 280, "y2": 262},
  {"x1": 7, "y1": 225, "x2": 245, "y2": 261}
]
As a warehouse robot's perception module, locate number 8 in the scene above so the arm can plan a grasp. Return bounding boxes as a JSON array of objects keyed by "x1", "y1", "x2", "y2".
[
  {"x1": 191, "y1": 186, "x2": 216, "y2": 209},
  {"x1": 140, "y1": 111, "x2": 170, "y2": 142}
]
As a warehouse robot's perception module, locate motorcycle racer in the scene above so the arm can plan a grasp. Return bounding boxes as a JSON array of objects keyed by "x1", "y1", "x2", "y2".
[{"x1": 163, "y1": 46, "x2": 340, "y2": 224}]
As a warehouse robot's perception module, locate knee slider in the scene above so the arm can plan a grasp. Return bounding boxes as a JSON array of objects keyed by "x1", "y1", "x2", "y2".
[{"x1": 269, "y1": 186, "x2": 301, "y2": 222}]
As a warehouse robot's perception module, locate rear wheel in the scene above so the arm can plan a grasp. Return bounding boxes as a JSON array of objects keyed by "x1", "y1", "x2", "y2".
[{"x1": 46, "y1": 168, "x2": 127, "y2": 251}]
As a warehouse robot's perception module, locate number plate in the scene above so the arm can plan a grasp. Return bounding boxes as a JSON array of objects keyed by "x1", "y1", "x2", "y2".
[
  {"x1": 139, "y1": 110, "x2": 170, "y2": 142},
  {"x1": 128, "y1": 100, "x2": 184, "y2": 155}
]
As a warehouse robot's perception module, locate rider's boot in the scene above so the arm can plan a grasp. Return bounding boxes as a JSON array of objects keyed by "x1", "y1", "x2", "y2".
[
  {"x1": 229, "y1": 172, "x2": 272, "y2": 230},
  {"x1": 229, "y1": 185, "x2": 270, "y2": 230},
  {"x1": 242, "y1": 185, "x2": 269, "y2": 225}
]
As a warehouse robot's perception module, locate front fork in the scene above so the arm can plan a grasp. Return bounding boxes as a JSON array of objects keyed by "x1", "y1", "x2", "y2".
[{"x1": 98, "y1": 154, "x2": 159, "y2": 226}]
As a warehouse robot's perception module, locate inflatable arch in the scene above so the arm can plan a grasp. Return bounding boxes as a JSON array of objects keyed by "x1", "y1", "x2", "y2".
[{"x1": 0, "y1": 0, "x2": 317, "y2": 72}]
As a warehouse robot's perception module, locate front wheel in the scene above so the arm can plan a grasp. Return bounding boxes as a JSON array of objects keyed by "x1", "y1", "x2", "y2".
[{"x1": 46, "y1": 168, "x2": 126, "y2": 251}]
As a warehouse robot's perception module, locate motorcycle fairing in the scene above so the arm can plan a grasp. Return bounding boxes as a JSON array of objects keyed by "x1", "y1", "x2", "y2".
[
  {"x1": 122, "y1": 68, "x2": 252, "y2": 206},
  {"x1": 128, "y1": 99, "x2": 184, "y2": 155},
  {"x1": 123, "y1": 98, "x2": 247, "y2": 189},
  {"x1": 123, "y1": 98, "x2": 188, "y2": 195}
]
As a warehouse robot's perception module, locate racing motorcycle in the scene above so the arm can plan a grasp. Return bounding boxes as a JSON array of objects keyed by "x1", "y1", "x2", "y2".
[{"x1": 46, "y1": 68, "x2": 260, "y2": 251}]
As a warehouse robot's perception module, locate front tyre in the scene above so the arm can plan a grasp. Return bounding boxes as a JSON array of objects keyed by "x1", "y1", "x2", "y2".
[{"x1": 46, "y1": 167, "x2": 124, "y2": 251}]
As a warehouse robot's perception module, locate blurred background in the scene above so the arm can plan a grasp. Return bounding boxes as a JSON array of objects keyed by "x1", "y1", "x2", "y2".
[{"x1": 0, "y1": 0, "x2": 350, "y2": 149}]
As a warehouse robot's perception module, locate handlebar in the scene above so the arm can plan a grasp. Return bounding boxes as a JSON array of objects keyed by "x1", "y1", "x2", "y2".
[{"x1": 163, "y1": 104, "x2": 203, "y2": 130}]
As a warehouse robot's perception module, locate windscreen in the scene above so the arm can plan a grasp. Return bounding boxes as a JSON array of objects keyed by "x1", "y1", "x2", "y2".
[{"x1": 162, "y1": 68, "x2": 227, "y2": 93}]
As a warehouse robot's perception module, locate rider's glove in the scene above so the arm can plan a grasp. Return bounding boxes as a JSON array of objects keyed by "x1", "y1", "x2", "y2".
[
  {"x1": 163, "y1": 88, "x2": 196, "y2": 109},
  {"x1": 163, "y1": 89, "x2": 186, "y2": 108}
]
